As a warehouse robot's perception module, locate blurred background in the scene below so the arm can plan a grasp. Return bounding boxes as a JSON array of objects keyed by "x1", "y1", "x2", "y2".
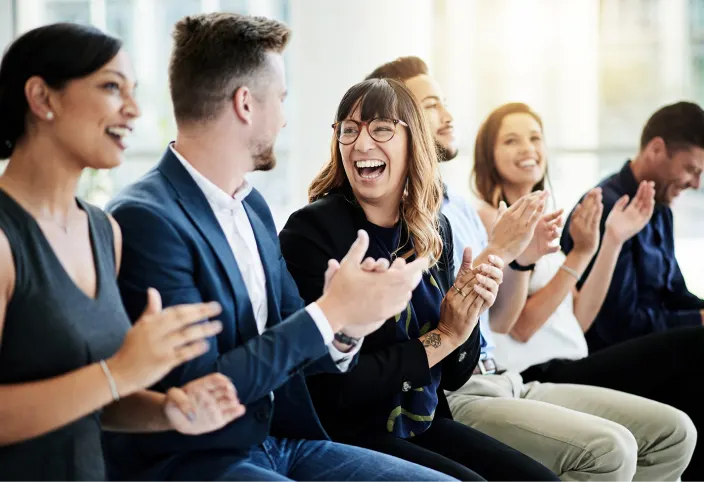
[{"x1": 1, "y1": 0, "x2": 703, "y2": 295}]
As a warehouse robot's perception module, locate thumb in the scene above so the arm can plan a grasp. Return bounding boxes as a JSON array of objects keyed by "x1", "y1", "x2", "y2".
[
  {"x1": 614, "y1": 194, "x2": 629, "y2": 212},
  {"x1": 460, "y1": 247, "x2": 473, "y2": 273},
  {"x1": 341, "y1": 230, "x2": 370, "y2": 266},
  {"x1": 142, "y1": 288, "x2": 162, "y2": 317},
  {"x1": 323, "y1": 259, "x2": 340, "y2": 292},
  {"x1": 497, "y1": 201, "x2": 508, "y2": 219},
  {"x1": 165, "y1": 387, "x2": 195, "y2": 422}
]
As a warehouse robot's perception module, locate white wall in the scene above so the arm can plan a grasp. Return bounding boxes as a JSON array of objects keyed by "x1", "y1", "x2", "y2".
[{"x1": 0, "y1": 0, "x2": 14, "y2": 53}]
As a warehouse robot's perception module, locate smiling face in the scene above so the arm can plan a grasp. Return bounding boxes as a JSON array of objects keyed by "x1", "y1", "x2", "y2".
[
  {"x1": 47, "y1": 49, "x2": 139, "y2": 169},
  {"x1": 643, "y1": 138, "x2": 704, "y2": 205},
  {"x1": 339, "y1": 105, "x2": 409, "y2": 207},
  {"x1": 404, "y1": 73, "x2": 457, "y2": 161},
  {"x1": 493, "y1": 112, "x2": 547, "y2": 189}
]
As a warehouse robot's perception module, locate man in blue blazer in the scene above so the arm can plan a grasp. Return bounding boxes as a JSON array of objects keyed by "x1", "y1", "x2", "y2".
[{"x1": 104, "y1": 12, "x2": 450, "y2": 482}]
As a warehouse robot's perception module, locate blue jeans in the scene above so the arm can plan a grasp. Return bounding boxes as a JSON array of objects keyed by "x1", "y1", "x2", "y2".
[{"x1": 169, "y1": 436, "x2": 456, "y2": 481}]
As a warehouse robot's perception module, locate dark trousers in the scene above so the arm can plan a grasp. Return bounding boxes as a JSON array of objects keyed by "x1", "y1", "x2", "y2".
[
  {"x1": 343, "y1": 416, "x2": 559, "y2": 481},
  {"x1": 521, "y1": 325, "x2": 704, "y2": 481}
]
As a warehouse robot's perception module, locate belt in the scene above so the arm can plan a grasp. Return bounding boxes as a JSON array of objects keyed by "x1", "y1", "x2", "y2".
[{"x1": 472, "y1": 357, "x2": 497, "y2": 375}]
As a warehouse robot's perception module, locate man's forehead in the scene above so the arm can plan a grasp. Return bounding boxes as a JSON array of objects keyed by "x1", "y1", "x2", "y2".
[{"x1": 404, "y1": 74, "x2": 443, "y2": 102}]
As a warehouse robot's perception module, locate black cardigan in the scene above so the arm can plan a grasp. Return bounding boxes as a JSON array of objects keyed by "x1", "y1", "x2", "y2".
[{"x1": 279, "y1": 189, "x2": 481, "y2": 440}]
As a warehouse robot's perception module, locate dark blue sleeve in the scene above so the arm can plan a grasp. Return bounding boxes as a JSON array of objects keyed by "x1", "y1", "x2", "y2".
[
  {"x1": 660, "y1": 209, "x2": 704, "y2": 311},
  {"x1": 597, "y1": 238, "x2": 701, "y2": 339},
  {"x1": 562, "y1": 194, "x2": 701, "y2": 337},
  {"x1": 111, "y1": 203, "x2": 330, "y2": 405},
  {"x1": 665, "y1": 262, "x2": 704, "y2": 311}
]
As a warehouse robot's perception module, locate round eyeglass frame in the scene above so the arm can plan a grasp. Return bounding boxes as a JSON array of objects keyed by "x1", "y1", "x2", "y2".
[{"x1": 331, "y1": 118, "x2": 409, "y2": 145}]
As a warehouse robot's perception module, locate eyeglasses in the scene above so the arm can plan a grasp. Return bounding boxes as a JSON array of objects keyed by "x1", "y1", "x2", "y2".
[{"x1": 332, "y1": 118, "x2": 408, "y2": 145}]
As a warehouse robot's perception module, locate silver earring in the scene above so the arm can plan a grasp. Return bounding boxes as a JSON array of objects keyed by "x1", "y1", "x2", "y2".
[{"x1": 46, "y1": 112, "x2": 54, "y2": 120}]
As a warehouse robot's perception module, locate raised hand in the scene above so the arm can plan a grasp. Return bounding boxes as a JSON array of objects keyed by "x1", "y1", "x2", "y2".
[
  {"x1": 324, "y1": 256, "x2": 393, "y2": 339},
  {"x1": 516, "y1": 209, "x2": 564, "y2": 266},
  {"x1": 317, "y1": 230, "x2": 429, "y2": 333},
  {"x1": 107, "y1": 289, "x2": 223, "y2": 397},
  {"x1": 164, "y1": 373, "x2": 245, "y2": 435},
  {"x1": 604, "y1": 181, "x2": 655, "y2": 244},
  {"x1": 437, "y1": 248, "x2": 503, "y2": 344},
  {"x1": 488, "y1": 190, "x2": 549, "y2": 262},
  {"x1": 569, "y1": 188, "x2": 603, "y2": 256}
]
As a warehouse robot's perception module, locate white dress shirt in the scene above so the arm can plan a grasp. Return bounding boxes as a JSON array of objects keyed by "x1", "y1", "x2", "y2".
[{"x1": 170, "y1": 144, "x2": 359, "y2": 370}]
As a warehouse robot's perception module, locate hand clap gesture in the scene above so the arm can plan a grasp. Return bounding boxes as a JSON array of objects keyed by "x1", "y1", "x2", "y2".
[
  {"x1": 437, "y1": 248, "x2": 504, "y2": 344},
  {"x1": 569, "y1": 188, "x2": 603, "y2": 256},
  {"x1": 604, "y1": 181, "x2": 655, "y2": 244},
  {"x1": 164, "y1": 373, "x2": 246, "y2": 435}
]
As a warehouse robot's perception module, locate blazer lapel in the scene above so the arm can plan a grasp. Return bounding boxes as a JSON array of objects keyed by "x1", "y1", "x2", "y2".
[
  {"x1": 242, "y1": 202, "x2": 281, "y2": 329},
  {"x1": 157, "y1": 149, "x2": 259, "y2": 341}
]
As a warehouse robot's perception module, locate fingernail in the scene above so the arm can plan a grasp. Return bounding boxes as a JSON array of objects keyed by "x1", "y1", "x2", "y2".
[
  {"x1": 208, "y1": 301, "x2": 221, "y2": 310},
  {"x1": 187, "y1": 411, "x2": 196, "y2": 421}
]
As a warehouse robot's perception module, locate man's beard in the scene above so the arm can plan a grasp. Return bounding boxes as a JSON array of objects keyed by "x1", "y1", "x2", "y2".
[
  {"x1": 435, "y1": 140, "x2": 458, "y2": 162},
  {"x1": 251, "y1": 142, "x2": 276, "y2": 172}
]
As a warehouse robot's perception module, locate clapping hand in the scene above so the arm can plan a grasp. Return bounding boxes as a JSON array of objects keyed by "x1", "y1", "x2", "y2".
[
  {"x1": 516, "y1": 209, "x2": 564, "y2": 266},
  {"x1": 604, "y1": 181, "x2": 655, "y2": 244},
  {"x1": 569, "y1": 188, "x2": 603, "y2": 256},
  {"x1": 164, "y1": 373, "x2": 245, "y2": 435}
]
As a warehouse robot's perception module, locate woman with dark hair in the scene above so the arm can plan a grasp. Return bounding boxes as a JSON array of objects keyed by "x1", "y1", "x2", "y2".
[
  {"x1": 280, "y1": 78, "x2": 560, "y2": 481},
  {"x1": 467, "y1": 101, "x2": 703, "y2": 480},
  {"x1": 0, "y1": 23, "x2": 244, "y2": 480}
]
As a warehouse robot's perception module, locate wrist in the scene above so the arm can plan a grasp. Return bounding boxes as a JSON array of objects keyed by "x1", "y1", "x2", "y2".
[
  {"x1": 515, "y1": 252, "x2": 538, "y2": 266},
  {"x1": 436, "y1": 323, "x2": 462, "y2": 349},
  {"x1": 486, "y1": 243, "x2": 510, "y2": 264},
  {"x1": 565, "y1": 250, "x2": 592, "y2": 274},
  {"x1": 571, "y1": 243, "x2": 597, "y2": 258},
  {"x1": 103, "y1": 356, "x2": 138, "y2": 400},
  {"x1": 509, "y1": 259, "x2": 535, "y2": 272},
  {"x1": 316, "y1": 293, "x2": 347, "y2": 333},
  {"x1": 602, "y1": 228, "x2": 624, "y2": 249}
]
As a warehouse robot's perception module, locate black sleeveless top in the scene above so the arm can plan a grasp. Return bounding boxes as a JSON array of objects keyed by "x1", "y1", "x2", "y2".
[{"x1": 0, "y1": 189, "x2": 131, "y2": 481}]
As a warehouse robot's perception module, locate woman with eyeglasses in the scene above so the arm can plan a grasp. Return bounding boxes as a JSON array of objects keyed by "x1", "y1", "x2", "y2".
[
  {"x1": 279, "y1": 78, "x2": 559, "y2": 481},
  {"x1": 0, "y1": 23, "x2": 245, "y2": 480}
]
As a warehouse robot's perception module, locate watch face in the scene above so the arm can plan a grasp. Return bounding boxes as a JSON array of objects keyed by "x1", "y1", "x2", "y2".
[{"x1": 334, "y1": 332, "x2": 360, "y2": 346}]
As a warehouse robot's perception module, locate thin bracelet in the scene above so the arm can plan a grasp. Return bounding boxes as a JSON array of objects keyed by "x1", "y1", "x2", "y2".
[
  {"x1": 559, "y1": 264, "x2": 581, "y2": 280},
  {"x1": 99, "y1": 360, "x2": 120, "y2": 402}
]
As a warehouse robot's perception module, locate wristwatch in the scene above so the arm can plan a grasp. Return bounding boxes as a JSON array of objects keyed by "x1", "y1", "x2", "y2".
[
  {"x1": 509, "y1": 260, "x2": 535, "y2": 272},
  {"x1": 334, "y1": 331, "x2": 361, "y2": 347}
]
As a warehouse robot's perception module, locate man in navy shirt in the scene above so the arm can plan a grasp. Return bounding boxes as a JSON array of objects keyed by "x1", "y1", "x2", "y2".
[{"x1": 562, "y1": 101, "x2": 704, "y2": 352}]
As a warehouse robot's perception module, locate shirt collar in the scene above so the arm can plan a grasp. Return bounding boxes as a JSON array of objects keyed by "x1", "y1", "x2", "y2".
[
  {"x1": 169, "y1": 143, "x2": 252, "y2": 211},
  {"x1": 617, "y1": 160, "x2": 640, "y2": 198}
]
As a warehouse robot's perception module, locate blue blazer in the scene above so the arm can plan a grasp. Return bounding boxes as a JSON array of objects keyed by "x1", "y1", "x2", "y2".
[{"x1": 104, "y1": 148, "x2": 341, "y2": 480}]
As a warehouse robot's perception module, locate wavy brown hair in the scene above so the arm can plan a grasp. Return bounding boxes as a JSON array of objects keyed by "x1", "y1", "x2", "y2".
[
  {"x1": 309, "y1": 78, "x2": 443, "y2": 266},
  {"x1": 472, "y1": 102, "x2": 547, "y2": 207}
]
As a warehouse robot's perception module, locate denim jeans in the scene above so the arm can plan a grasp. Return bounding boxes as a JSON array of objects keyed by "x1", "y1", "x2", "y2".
[{"x1": 169, "y1": 436, "x2": 456, "y2": 481}]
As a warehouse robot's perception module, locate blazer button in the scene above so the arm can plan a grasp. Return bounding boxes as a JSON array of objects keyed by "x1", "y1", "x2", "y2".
[
  {"x1": 402, "y1": 381, "x2": 412, "y2": 392},
  {"x1": 458, "y1": 351, "x2": 467, "y2": 362},
  {"x1": 255, "y1": 407, "x2": 270, "y2": 423}
]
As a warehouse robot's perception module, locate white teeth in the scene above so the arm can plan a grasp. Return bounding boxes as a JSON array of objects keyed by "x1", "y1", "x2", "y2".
[
  {"x1": 360, "y1": 170, "x2": 384, "y2": 179},
  {"x1": 106, "y1": 126, "x2": 130, "y2": 138},
  {"x1": 355, "y1": 160, "x2": 386, "y2": 169},
  {"x1": 518, "y1": 159, "x2": 537, "y2": 168}
]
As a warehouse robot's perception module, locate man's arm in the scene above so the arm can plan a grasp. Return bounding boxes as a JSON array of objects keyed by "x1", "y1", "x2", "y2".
[
  {"x1": 561, "y1": 203, "x2": 701, "y2": 338},
  {"x1": 112, "y1": 203, "x2": 330, "y2": 405},
  {"x1": 660, "y1": 208, "x2": 704, "y2": 312}
]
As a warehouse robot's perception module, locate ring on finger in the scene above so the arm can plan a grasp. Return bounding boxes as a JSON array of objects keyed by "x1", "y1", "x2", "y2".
[{"x1": 453, "y1": 284, "x2": 467, "y2": 298}]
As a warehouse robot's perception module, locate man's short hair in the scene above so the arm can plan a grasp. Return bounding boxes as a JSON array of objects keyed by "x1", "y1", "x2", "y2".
[
  {"x1": 169, "y1": 12, "x2": 290, "y2": 124},
  {"x1": 366, "y1": 56, "x2": 429, "y2": 82},
  {"x1": 641, "y1": 101, "x2": 704, "y2": 152}
]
